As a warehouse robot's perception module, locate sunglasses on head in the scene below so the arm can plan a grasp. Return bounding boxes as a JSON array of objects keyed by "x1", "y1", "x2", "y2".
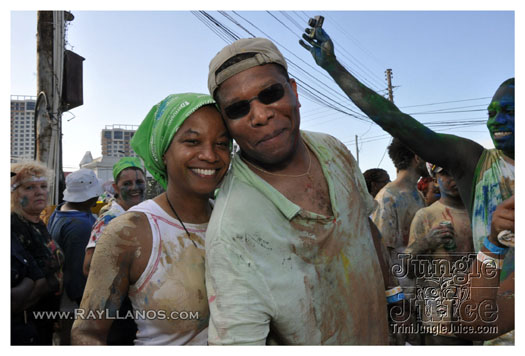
[{"x1": 223, "y1": 82, "x2": 287, "y2": 120}]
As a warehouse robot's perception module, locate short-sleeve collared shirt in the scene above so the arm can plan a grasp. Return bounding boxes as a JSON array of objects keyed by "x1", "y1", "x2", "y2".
[{"x1": 205, "y1": 131, "x2": 388, "y2": 345}]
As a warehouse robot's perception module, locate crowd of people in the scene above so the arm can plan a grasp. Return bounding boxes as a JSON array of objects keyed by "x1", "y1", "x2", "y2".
[{"x1": 11, "y1": 17, "x2": 514, "y2": 346}]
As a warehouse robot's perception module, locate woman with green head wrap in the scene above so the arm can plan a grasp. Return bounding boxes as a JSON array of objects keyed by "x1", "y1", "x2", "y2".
[
  {"x1": 72, "y1": 93, "x2": 231, "y2": 345},
  {"x1": 82, "y1": 157, "x2": 146, "y2": 345}
]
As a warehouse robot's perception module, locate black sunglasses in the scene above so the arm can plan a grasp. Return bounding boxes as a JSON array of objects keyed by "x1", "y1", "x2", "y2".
[{"x1": 223, "y1": 82, "x2": 287, "y2": 120}]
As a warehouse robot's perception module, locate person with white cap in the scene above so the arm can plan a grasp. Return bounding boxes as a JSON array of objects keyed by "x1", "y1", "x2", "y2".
[
  {"x1": 47, "y1": 168, "x2": 103, "y2": 345},
  {"x1": 82, "y1": 157, "x2": 145, "y2": 345},
  {"x1": 405, "y1": 163, "x2": 474, "y2": 345}
]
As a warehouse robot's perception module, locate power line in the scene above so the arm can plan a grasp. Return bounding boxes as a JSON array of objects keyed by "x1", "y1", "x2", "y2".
[
  {"x1": 191, "y1": 11, "x2": 235, "y2": 43},
  {"x1": 292, "y1": 11, "x2": 309, "y2": 24},
  {"x1": 409, "y1": 109, "x2": 486, "y2": 115},
  {"x1": 405, "y1": 104, "x2": 486, "y2": 113},
  {"x1": 292, "y1": 11, "x2": 386, "y2": 91},
  {"x1": 266, "y1": 11, "x2": 301, "y2": 36},
  {"x1": 399, "y1": 96, "x2": 491, "y2": 109},
  {"x1": 342, "y1": 117, "x2": 487, "y2": 145},
  {"x1": 292, "y1": 11, "x2": 388, "y2": 96},
  {"x1": 229, "y1": 11, "x2": 383, "y2": 115},
  {"x1": 197, "y1": 11, "x2": 491, "y2": 131},
  {"x1": 377, "y1": 137, "x2": 392, "y2": 167},
  {"x1": 319, "y1": 11, "x2": 387, "y2": 73},
  {"x1": 280, "y1": 11, "x2": 304, "y2": 32},
  {"x1": 200, "y1": 11, "x2": 240, "y2": 41},
  {"x1": 218, "y1": 11, "x2": 256, "y2": 37},
  {"x1": 227, "y1": 11, "x2": 371, "y2": 122}
]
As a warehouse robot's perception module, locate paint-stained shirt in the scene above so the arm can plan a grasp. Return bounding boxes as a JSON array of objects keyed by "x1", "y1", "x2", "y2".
[
  {"x1": 471, "y1": 149, "x2": 515, "y2": 345},
  {"x1": 86, "y1": 200, "x2": 125, "y2": 250},
  {"x1": 127, "y1": 200, "x2": 209, "y2": 345},
  {"x1": 471, "y1": 149, "x2": 514, "y2": 281},
  {"x1": 408, "y1": 200, "x2": 473, "y2": 336},
  {"x1": 205, "y1": 131, "x2": 389, "y2": 345}
]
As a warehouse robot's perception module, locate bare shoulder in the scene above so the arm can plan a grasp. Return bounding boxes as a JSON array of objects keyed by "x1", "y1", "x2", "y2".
[
  {"x1": 92, "y1": 212, "x2": 152, "y2": 266},
  {"x1": 89, "y1": 211, "x2": 152, "y2": 287},
  {"x1": 102, "y1": 211, "x2": 149, "y2": 243}
]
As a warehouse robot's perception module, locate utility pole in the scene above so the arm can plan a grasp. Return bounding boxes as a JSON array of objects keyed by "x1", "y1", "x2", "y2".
[
  {"x1": 385, "y1": 68, "x2": 394, "y2": 103},
  {"x1": 36, "y1": 11, "x2": 55, "y2": 165},
  {"x1": 36, "y1": 11, "x2": 74, "y2": 205}
]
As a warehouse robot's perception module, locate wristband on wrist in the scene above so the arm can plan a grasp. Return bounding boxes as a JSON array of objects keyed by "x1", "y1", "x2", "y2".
[
  {"x1": 477, "y1": 250, "x2": 504, "y2": 269},
  {"x1": 483, "y1": 236, "x2": 509, "y2": 255},
  {"x1": 386, "y1": 286, "x2": 405, "y2": 304}
]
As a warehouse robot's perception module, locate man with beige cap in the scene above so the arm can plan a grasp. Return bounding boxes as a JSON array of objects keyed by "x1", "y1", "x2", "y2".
[{"x1": 204, "y1": 38, "x2": 401, "y2": 345}]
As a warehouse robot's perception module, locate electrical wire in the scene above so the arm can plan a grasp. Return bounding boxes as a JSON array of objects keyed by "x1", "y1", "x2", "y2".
[
  {"x1": 227, "y1": 11, "x2": 371, "y2": 121},
  {"x1": 399, "y1": 96, "x2": 491, "y2": 109},
  {"x1": 193, "y1": 11, "x2": 491, "y2": 134},
  {"x1": 218, "y1": 11, "x2": 257, "y2": 37},
  {"x1": 317, "y1": 11, "x2": 388, "y2": 83},
  {"x1": 409, "y1": 109, "x2": 486, "y2": 115},
  {"x1": 268, "y1": 11, "x2": 385, "y2": 91}
]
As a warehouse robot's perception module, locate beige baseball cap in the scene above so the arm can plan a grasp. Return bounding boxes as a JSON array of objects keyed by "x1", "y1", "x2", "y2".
[{"x1": 208, "y1": 37, "x2": 288, "y2": 97}]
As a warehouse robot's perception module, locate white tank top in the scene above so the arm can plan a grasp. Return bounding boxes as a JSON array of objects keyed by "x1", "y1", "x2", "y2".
[{"x1": 128, "y1": 199, "x2": 209, "y2": 345}]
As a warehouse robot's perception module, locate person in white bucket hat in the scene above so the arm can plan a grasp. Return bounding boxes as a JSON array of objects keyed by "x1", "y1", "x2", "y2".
[
  {"x1": 47, "y1": 168, "x2": 103, "y2": 344},
  {"x1": 62, "y1": 169, "x2": 104, "y2": 203}
]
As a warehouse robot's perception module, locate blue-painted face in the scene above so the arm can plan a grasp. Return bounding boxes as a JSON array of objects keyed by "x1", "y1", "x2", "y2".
[
  {"x1": 435, "y1": 169, "x2": 459, "y2": 199},
  {"x1": 487, "y1": 80, "x2": 514, "y2": 159}
]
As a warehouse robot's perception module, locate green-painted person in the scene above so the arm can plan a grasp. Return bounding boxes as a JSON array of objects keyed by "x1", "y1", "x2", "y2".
[
  {"x1": 83, "y1": 156, "x2": 146, "y2": 277},
  {"x1": 82, "y1": 157, "x2": 146, "y2": 345},
  {"x1": 300, "y1": 19, "x2": 514, "y2": 343}
]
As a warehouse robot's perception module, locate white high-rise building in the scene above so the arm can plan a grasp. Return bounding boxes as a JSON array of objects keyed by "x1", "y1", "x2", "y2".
[{"x1": 11, "y1": 95, "x2": 36, "y2": 162}]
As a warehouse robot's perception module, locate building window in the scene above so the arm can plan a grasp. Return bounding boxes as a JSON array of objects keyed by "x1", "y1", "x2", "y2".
[{"x1": 114, "y1": 131, "x2": 123, "y2": 139}]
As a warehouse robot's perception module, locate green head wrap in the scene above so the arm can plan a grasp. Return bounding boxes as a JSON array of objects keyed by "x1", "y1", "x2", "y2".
[
  {"x1": 113, "y1": 157, "x2": 143, "y2": 182},
  {"x1": 131, "y1": 93, "x2": 217, "y2": 190}
]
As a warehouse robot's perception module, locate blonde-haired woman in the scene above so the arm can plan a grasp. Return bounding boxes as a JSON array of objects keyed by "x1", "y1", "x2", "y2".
[{"x1": 11, "y1": 161, "x2": 63, "y2": 344}]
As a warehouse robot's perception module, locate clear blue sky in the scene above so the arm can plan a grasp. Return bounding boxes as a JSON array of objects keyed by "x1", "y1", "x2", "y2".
[{"x1": 10, "y1": 9, "x2": 515, "y2": 180}]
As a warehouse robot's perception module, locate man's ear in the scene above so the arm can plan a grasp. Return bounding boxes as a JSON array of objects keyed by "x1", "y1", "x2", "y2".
[{"x1": 289, "y1": 78, "x2": 301, "y2": 109}]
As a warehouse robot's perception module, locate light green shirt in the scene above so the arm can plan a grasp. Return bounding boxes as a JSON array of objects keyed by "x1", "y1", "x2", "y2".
[{"x1": 205, "y1": 131, "x2": 388, "y2": 345}]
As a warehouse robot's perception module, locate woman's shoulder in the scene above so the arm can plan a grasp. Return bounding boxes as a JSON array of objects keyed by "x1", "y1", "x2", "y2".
[{"x1": 98, "y1": 209, "x2": 151, "y2": 249}]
